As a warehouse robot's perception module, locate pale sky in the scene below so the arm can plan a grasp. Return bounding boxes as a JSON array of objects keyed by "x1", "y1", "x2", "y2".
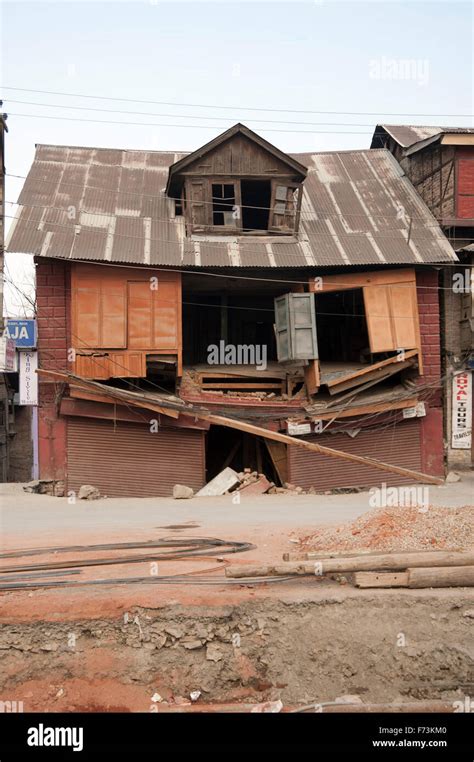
[{"x1": 2, "y1": 0, "x2": 473, "y2": 315}]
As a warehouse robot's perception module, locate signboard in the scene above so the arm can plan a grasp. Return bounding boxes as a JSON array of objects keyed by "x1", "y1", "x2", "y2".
[
  {"x1": 19, "y1": 351, "x2": 38, "y2": 406},
  {"x1": 0, "y1": 336, "x2": 16, "y2": 371},
  {"x1": 452, "y1": 371, "x2": 472, "y2": 449},
  {"x1": 6, "y1": 319, "x2": 37, "y2": 348},
  {"x1": 287, "y1": 421, "x2": 312, "y2": 436}
]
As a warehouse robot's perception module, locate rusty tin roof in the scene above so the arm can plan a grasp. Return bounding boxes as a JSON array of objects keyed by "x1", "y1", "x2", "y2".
[{"x1": 7, "y1": 142, "x2": 456, "y2": 267}]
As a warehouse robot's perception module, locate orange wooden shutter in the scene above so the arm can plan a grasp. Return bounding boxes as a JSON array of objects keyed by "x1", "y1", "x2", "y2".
[
  {"x1": 152, "y1": 279, "x2": 179, "y2": 350},
  {"x1": 128, "y1": 281, "x2": 153, "y2": 348},
  {"x1": 100, "y1": 277, "x2": 127, "y2": 348},
  {"x1": 74, "y1": 277, "x2": 101, "y2": 348},
  {"x1": 363, "y1": 281, "x2": 419, "y2": 352}
]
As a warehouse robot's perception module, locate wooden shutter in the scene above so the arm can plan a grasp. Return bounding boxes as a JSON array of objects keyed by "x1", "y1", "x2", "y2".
[
  {"x1": 274, "y1": 293, "x2": 318, "y2": 361},
  {"x1": 128, "y1": 278, "x2": 180, "y2": 351},
  {"x1": 152, "y1": 279, "x2": 179, "y2": 349},
  {"x1": 101, "y1": 277, "x2": 127, "y2": 348},
  {"x1": 187, "y1": 179, "x2": 208, "y2": 229},
  {"x1": 74, "y1": 276, "x2": 101, "y2": 348},
  {"x1": 269, "y1": 183, "x2": 300, "y2": 231},
  {"x1": 364, "y1": 282, "x2": 418, "y2": 352},
  {"x1": 128, "y1": 281, "x2": 153, "y2": 348},
  {"x1": 72, "y1": 269, "x2": 126, "y2": 350}
]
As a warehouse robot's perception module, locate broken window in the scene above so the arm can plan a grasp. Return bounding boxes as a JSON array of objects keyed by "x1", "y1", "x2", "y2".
[
  {"x1": 241, "y1": 180, "x2": 271, "y2": 231},
  {"x1": 211, "y1": 183, "x2": 237, "y2": 226}
]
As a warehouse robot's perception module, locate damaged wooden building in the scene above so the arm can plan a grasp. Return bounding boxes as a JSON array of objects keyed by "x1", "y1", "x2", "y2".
[{"x1": 6, "y1": 123, "x2": 458, "y2": 496}]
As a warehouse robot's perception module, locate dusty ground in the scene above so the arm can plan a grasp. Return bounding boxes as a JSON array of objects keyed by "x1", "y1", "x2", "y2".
[{"x1": 0, "y1": 476, "x2": 473, "y2": 711}]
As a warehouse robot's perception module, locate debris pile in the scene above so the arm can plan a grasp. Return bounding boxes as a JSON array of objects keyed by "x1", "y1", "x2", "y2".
[{"x1": 298, "y1": 505, "x2": 474, "y2": 554}]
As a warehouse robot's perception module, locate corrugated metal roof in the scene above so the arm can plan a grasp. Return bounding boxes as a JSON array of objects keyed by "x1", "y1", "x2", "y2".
[
  {"x1": 374, "y1": 124, "x2": 474, "y2": 150},
  {"x1": 7, "y1": 142, "x2": 457, "y2": 267}
]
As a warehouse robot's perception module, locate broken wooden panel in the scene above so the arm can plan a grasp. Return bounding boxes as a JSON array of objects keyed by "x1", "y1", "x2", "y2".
[
  {"x1": 186, "y1": 178, "x2": 209, "y2": 229},
  {"x1": 264, "y1": 439, "x2": 288, "y2": 485},
  {"x1": 269, "y1": 183, "x2": 301, "y2": 232}
]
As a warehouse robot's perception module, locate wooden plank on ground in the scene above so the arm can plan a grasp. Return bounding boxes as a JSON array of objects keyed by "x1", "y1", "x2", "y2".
[
  {"x1": 354, "y1": 571, "x2": 409, "y2": 588},
  {"x1": 408, "y1": 565, "x2": 474, "y2": 588}
]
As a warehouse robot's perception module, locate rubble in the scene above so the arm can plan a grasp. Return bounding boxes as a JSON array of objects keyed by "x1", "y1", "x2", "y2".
[
  {"x1": 195, "y1": 467, "x2": 241, "y2": 497},
  {"x1": 172, "y1": 484, "x2": 194, "y2": 499},
  {"x1": 299, "y1": 505, "x2": 474, "y2": 554},
  {"x1": 23, "y1": 480, "x2": 65, "y2": 497},
  {"x1": 78, "y1": 484, "x2": 101, "y2": 500}
]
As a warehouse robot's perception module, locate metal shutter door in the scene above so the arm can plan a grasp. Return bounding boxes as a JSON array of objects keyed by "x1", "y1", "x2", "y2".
[
  {"x1": 67, "y1": 418, "x2": 205, "y2": 497},
  {"x1": 287, "y1": 418, "x2": 421, "y2": 490}
]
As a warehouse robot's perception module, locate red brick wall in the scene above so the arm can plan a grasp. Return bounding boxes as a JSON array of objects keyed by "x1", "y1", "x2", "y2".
[
  {"x1": 416, "y1": 268, "x2": 444, "y2": 476},
  {"x1": 36, "y1": 258, "x2": 70, "y2": 480}
]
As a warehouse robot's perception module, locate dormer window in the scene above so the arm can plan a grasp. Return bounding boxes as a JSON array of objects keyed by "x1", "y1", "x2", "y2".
[{"x1": 166, "y1": 123, "x2": 307, "y2": 237}]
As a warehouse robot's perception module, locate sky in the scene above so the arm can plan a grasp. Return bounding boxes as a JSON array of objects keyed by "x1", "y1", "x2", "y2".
[{"x1": 1, "y1": 0, "x2": 473, "y2": 314}]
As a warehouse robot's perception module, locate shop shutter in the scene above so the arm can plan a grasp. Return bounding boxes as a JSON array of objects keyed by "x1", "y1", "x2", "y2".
[
  {"x1": 67, "y1": 417, "x2": 205, "y2": 497},
  {"x1": 287, "y1": 418, "x2": 421, "y2": 490}
]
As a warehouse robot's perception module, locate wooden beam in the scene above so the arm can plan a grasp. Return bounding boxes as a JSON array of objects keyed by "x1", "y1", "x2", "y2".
[
  {"x1": 225, "y1": 551, "x2": 474, "y2": 578},
  {"x1": 408, "y1": 565, "x2": 474, "y2": 588},
  {"x1": 37, "y1": 368, "x2": 443, "y2": 485},
  {"x1": 309, "y1": 268, "x2": 416, "y2": 294},
  {"x1": 326, "y1": 351, "x2": 418, "y2": 389}
]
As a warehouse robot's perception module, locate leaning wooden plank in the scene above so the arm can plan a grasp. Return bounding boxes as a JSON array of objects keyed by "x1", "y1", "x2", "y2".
[
  {"x1": 225, "y1": 551, "x2": 474, "y2": 578},
  {"x1": 37, "y1": 369, "x2": 443, "y2": 485},
  {"x1": 354, "y1": 571, "x2": 409, "y2": 588},
  {"x1": 326, "y1": 350, "x2": 418, "y2": 389},
  {"x1": 327, "y1": 358, "x2": 415, "y2": 395},
  {"x1": 408, "y1": 565, "x2": 474, "y2": 588}
]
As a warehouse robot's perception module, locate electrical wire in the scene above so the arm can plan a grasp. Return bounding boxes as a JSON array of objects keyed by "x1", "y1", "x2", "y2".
[{"x1": 3, "y1": 86, "x2": 473, "y2": 118}]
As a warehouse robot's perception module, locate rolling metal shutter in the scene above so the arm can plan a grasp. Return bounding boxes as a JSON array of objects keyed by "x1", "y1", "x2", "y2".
[
  {"x1": 287, "y1": 418, "x2": 421, "y2": 491},
  {"x1": 67, "y1": 418, "x2": 205, "y2": 497}
]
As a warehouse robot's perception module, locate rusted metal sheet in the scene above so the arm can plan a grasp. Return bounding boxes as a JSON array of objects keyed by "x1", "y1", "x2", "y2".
[
  {"x1": 372, "y1": 125, "x2": 474, "y2": 150},
  {"x1": 8, "y1": 142, "x2": 457, "y2": 267},
  {"x1": 67, "y1": 417, "x2": 205, "y2": 497},
  {"x1": 287, "y1": 417, "x2": 422, "y2": 490}
]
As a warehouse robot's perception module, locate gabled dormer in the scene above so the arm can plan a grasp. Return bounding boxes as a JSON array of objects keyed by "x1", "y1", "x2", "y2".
[{"x1": 166, "y1": 123, "x2": 307, "y2": 236}]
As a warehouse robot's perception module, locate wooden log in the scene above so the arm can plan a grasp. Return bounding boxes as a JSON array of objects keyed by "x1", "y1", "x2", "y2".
[
  {"x1": 37, "y1": 368, "x2": 444, "y2": 485},
  {"x1": 225, "y1": 551, "x2": 474, "y2": 578},
  {"x1": 408, "y1": 565, "x2": 474, "y2": 588},
  {"x1": 354, "y1": 571, "x2": 409, "y2": 588}
]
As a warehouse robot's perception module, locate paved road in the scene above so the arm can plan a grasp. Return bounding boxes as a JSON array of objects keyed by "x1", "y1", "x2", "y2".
[{"x1": 1, "y1": 473, "x2": 472, "y2": 544}]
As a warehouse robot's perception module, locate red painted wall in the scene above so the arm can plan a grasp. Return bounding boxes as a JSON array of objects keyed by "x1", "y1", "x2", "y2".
[{"x1": 36, "y1": 258, "x2": 70, "y2": 481}]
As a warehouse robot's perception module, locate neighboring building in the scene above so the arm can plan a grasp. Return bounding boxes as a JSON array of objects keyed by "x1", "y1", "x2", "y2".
[
  {"x1": 7, "y1": 124, "x2": 457, "y2": 496},
  {"x1": 0, "y1": 109, "x2": 11, "y2": 481},
  {"x1": 372, "y1": 125, "x2": 474, "y2": 469}
]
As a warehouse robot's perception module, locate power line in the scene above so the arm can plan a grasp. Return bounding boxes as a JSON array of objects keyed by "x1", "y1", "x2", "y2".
[
  {"x1": 3, "y1": 86, "x2": 474, "y2": 118},
  {"x1": 7, "y1": 111, "x2": 374, "y2": 135},
  {"x1": 2, "y1": 99, "x2": 382, "y2": 129}
]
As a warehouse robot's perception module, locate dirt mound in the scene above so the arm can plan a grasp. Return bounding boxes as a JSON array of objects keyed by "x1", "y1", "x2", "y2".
[{"x1": 299, "y1": 505, "x2": 474, "y2": 554}]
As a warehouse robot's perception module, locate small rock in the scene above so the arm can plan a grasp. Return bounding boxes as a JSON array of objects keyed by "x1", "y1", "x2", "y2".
[
  {"x1": 463, "y1": 609, "x2": 474, "y2": 618},
  {"x1": 173, "y1": 484, "x2": 194, "y2": 499},
  {"x1": 190, "y1": 690, "x2": 201, "y2": 702},
  {"x1": 335, "y1": 694, "x2": 363, "y2": 705},
  {"x1": 206, "y1": 643, "x2": 223, "y2": 662},
  {"x1": 164, "y1": 625, "x2": 184, "y2": 639},
  {"x1": 151, "y1": 692, "x2": 163, "y2": 703},
  {"x1": 181, "y1": 639, "x2": 202, "y2": 650},
  {"x1": 78, "y1": 484, "x2": 101, "y2": 500},
  {"x1": 251, "y1": 700, "x2": 283, "y2": 713},
  {"x1": 445, "y1": 471, "x2": 461, "y2": 483}
]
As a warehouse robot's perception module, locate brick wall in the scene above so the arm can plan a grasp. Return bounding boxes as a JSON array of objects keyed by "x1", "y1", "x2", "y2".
[
  {"x1": 36, "y1": 258, "x2": 70, "y2": 480},
  {"x1": 416, "y1": 269, "x2": 444, "y2": 476}
]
